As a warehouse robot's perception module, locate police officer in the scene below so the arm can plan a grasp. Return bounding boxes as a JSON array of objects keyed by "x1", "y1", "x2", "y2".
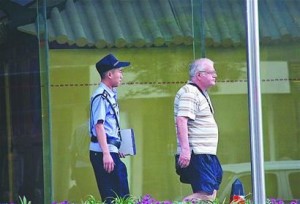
[{"x1": 89, "y1": 53, "x2": 130, "y2": 203}]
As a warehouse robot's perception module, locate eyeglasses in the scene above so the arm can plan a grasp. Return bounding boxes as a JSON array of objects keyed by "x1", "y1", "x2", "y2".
[{"x1": 199, "y1": 70, "x2": 217, "y2": 75}]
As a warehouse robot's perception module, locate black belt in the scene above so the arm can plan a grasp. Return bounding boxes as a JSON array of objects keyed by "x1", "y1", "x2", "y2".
[{"x1": 91, "y1": 136, "x2": 121, "y2": 149}]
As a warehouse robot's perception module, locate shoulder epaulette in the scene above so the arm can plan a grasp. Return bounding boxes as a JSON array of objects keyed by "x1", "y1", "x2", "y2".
[{"x1": 101, "y1": 90, "x2": 109, "y2": 99}]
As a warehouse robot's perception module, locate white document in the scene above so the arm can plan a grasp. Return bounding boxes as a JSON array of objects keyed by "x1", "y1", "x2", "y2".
[{"x1": 119, "y1": 129, "x2": 136, "y2": 156}]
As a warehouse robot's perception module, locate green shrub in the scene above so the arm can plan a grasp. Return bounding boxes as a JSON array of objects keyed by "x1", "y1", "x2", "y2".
[{"x1": 19, "y1": 196, "x2": 32, "y2": 204}]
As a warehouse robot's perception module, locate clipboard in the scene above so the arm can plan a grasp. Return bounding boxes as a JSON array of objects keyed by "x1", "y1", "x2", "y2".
[{"x1": 119, "y1": 128, "x2": 136, "y2": 156}]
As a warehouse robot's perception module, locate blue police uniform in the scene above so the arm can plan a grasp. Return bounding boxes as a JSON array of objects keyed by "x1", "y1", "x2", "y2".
[
  {"x1": 90, "y1": 82, "x2": 120, "y2": 152},
  {"x1": 89, "y1": 82, "x2": 129, "y2": 203}
]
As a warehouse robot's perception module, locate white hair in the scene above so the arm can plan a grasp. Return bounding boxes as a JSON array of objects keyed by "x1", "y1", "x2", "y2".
[{"x1": 189, "y1": 58, "x2": 213, "y2": 79}]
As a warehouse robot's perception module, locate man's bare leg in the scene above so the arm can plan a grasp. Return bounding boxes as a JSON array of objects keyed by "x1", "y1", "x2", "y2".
[{"x1": 183, "y1": 190, "x2": 217, "y2": 202}]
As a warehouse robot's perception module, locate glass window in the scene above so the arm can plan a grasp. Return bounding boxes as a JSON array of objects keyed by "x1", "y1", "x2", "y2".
[
  {"x1": 289, "y1": 172, "x2": 300, "y2": 198},
  {"x1": 1, "y1": 0, "x2": 299, "y2": 203}
]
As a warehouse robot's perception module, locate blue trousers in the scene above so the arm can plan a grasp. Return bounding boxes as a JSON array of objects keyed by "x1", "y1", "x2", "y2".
[
  {"x1": 175, "y1": 153, "x2": 223, "y2": 194},
  {"x1": 90, "y1": 151, "x2": 130, "y2": 203}
]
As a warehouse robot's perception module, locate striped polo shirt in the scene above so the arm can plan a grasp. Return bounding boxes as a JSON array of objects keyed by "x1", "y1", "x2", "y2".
[{"x1": 174, "y1": 83, "x2": 218, "y2": 155}]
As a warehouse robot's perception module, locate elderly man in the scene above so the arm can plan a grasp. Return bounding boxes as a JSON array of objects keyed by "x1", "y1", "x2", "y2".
[{"x1": 174, "y1": 58, "x2": 223, "y2": 202}]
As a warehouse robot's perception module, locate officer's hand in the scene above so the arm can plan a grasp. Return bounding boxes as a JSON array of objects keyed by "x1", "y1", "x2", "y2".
[
  {"x1": 103, "y1": 153, "x2": 115, "y2": 173},
  {"x1": 119, "y1": 152, "x2": 126, "y2": 158}
]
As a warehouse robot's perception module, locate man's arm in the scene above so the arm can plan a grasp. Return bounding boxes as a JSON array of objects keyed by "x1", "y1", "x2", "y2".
[
  {"x1": 176, "y1": 116, "x2": 191, "y2": 168},
  {"x1": 95, "y1": 122, "x2": 115, "y2": 173}
]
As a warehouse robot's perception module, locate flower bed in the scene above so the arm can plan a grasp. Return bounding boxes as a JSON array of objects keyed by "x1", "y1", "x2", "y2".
[{"x1": 18, "y1": 194, "x2": 300, "y2": 204}]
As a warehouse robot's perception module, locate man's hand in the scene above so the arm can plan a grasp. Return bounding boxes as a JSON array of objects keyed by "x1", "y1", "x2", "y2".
[
  {"x1": 178, "y1": 150, "x2": 191, "y2": 168},
  {"x1": 176, "y1": 116, "x2": 191, "y2": 168},
  {"x1": 103, "y1": 153, "x2": 115, "y2": 173}
]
